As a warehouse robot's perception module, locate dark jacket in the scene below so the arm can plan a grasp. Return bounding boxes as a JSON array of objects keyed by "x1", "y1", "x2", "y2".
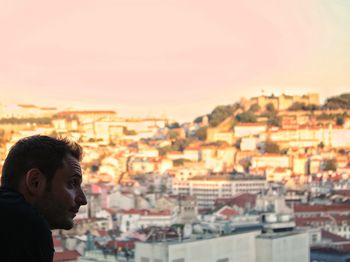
[{"x1": 0, "y1": 187, "x2": 54, "y2": 262}]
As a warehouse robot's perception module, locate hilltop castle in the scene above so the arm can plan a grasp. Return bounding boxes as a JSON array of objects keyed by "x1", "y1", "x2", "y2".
[{"x1": 240, "y1": 93, "x2": 320, "y2": 111}]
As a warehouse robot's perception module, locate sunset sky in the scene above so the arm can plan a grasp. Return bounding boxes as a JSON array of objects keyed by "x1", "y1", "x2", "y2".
[{"x1": 0, "y1": 0, "x2": 350, "y2": 122}]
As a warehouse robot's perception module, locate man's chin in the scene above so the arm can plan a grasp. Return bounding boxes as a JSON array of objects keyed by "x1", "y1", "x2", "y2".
[{"x1": 50, "y1": 220, "x2": 74, "y2": 230}]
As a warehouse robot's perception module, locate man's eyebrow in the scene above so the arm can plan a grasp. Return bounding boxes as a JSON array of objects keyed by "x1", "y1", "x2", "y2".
[{"x1": 70, "y1": 174, "x2": 82, "y2": 179}]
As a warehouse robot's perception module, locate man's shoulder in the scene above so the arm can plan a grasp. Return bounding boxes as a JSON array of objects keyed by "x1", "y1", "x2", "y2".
[{"x1": 0, "y1": 189, "x2": 50, "y2": 233}]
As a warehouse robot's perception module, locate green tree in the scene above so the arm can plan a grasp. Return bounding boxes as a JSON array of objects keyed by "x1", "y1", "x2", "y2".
[
  {"x1": 264, "y1": 140, "x2": 280, "y2": 153},
  {"x1": 195, "y1": 126, "x2": 207, "y2": 141},
  {"x1": 235, "y1": 111, "x2": 257, "y2": 123},
  {"x1": 194, "y1": 115, "x2": 208, "y2": 124},
  {"x1": 168, "y1": 130, "x2": 179, "y2": 139},
  {"x1": 288, "y1": 102, "x2": 305, "y2": 111},
  {"x1": 124, "y1": 129, "x2": 137, "y2": 135},
  {"x1": 288, "y1": 102, "x2": 319, "y2": 111},
  {"x1": 173, "y1": 158, "x2": 190, "y2": 166},
  {"x1": 158, "y1": 145, "x2": 172, "y2": 156},
  {"x1": 336, "y1": 116, "x2": 344, "y2": 126},
  {"x1": 265, "y1": 103, "x2": 276, "y2": 112},
  {"x1": 168, "y1": 122, "x2": 180, "y2": 129},
  {"x1": 0, "y1": 117, "x2": 51, "y2": 125},
  {"x1": 324, "y1": 93, "x2": 350, "y2": 110},
  {"x1": 267, "y1": 114, "x2": 281, "y2": 127},
  {"x1": 323, "y1": 159, "x2": 337, "y2": 171},
  {"x1": 208, "y1": 104, "x2": 240, "y2": 127},
  {"x1": 249, "y1": 104, "x2": 260, "y2": 113}
]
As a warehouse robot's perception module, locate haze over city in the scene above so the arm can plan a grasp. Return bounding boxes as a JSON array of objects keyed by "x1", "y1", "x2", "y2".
[{"x1": 1, "y1": 0, "x2": 350, "y2": 122}]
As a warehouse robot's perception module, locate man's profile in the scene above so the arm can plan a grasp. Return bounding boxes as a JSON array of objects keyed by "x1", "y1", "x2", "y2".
[{"x1": 0, "y1": 135, "x2": 87, "y2": 262}]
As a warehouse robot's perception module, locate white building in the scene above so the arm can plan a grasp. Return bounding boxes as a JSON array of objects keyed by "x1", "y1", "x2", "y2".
[
  {"x1": 256, "y1": 231, "x2": 309, "y2": 262},
  {"x1": 135, "y1": 227, "x2": 260, "y2": 262},
  {"x1": 135, "y1": 225, "x2": 309, "y2": 262},
  {"x1": 172, "y1": 174, "x2": 267, "y2": 209},
  {"x1": 234, "y1": 123, "x2": 267, "y2": 138}
]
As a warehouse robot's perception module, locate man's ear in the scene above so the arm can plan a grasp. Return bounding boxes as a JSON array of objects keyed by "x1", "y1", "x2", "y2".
[{"x1": 25, "y1": 168, "x2": 46, "y2": 196}]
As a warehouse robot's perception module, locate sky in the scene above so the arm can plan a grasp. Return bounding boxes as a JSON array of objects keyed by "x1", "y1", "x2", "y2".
[{"x1": 0, "y1": 0, "x2": 350, "y2": 122}]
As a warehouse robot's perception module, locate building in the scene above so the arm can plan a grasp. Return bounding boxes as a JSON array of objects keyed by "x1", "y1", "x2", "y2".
[
  {"x1": 135, "y1": 221, "x2": 309, "y2": 262},
  {"x1": 251, "y1": 154, "x2": 290, "y2": 170},
  {"x1": 0, "y1": 103, "x2": 57, "y2": 118},
  {"x1": 234, "y1": 123, "x2": 267, "y2": 138},
  {"x1": 256, "y1": 230, "x2": 309, "y2": 262},
  {"x1": 135, "y1": 226, "x2": 261, "y2": 262},
  {"x1": 172, "y1": 174, "x2": 267, "y2": 209},
  {"x1": 240, "y1": 93, "x2": 319, "y2": 111}
]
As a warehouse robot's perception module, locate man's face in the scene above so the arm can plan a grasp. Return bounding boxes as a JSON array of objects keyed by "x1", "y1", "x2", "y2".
[{"x1": 34, "y1": 154, "x2": 87, "y2": 230}]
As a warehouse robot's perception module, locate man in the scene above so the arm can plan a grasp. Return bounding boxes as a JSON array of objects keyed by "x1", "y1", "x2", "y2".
[{"x1": 0, "y1": 135, "x2": 87, "y2": 262}]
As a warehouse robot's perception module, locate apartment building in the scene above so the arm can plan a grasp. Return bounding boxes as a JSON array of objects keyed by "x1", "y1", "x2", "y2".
[{"x1": 172, "y1": 174, "x2": 267, "y2": 209}]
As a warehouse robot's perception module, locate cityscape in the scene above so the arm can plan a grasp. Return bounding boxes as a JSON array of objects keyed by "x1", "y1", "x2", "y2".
[
  {"x1": 0, "y1": 92, "x2": 350, "y2": 261},
  {"x1": 1, "y1": 1, "x2": 350, "y2": 261}
]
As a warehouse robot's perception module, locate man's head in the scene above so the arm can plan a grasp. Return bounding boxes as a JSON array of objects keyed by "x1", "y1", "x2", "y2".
[{"x1": 1, "y1": 135, "x2": 87, "y2": 229}]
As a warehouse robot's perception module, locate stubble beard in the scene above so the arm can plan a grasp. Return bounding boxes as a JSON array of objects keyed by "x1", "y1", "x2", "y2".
[{"x1": 34, "y1": 191, "x2": 74, "y2": 230}]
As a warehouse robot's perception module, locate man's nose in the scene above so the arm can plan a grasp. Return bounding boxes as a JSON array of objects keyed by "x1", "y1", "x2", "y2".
[{"x1": 76, "y1": 189, "x2": 88, "y2": 206}]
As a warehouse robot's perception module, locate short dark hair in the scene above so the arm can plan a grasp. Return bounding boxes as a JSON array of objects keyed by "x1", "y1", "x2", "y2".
[{"x1": 1, "y1": 135, "x2": 83, "y2": 190}]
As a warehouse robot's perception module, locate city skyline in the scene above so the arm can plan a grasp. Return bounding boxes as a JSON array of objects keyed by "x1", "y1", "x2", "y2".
[{"x1": 1, "y1": 0, "x2": 350, "y2": 122}]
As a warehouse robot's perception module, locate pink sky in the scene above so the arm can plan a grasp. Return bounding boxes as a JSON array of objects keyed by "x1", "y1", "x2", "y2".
[{"x1": 1, "y1": 0, "x2": 350, "y2": 122}]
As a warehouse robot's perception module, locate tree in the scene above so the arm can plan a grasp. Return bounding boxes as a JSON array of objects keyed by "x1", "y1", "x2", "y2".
[
  {"x1": 336, "y1": 116, "x2": 344, "y2": 126},
  {"x1": 318, "y1": 142, "x2": 325, "y2": 150},
  {"x1": 235, "y1": 111, "x2": 257, "y2": 123},
  {"x1": 0, "y1": 117, "x2": 51, "y2": 125},
  {"x1": 265, "y1": 103, "x2": 276, "y2": 112},
  {"x1": 249, "y1": 104, "x2": 260, "y2": 113},
  {"x1": 264, "y1": 141, "x2": 280, "y2": 153},
  {"x1": 158, "y1": 145, "x2": 172, "y2": 156},
  {"x1": 124, "y1": 129, "x2": 137, "y2": 136},
  {"x1": 194, "y1": 115, "x2": 208, "y2": 124},
  {"x1": 168, "y1": 130, "x2": 179, "y2": 139},
  {"x1": 173, "y1": 158, "x2": 190, "y2": 167},
  {"x1": 195, "y1": 126, "x2": 207, "y2": 141},
  {"x1": 288, "y1": 102, "x2": 305, "y2": 111},
  {"x1": 324, "y1": 93, "x2": 350, "y2": 110},
  {"x1": 208, "y1": 104, "x2": 240, "y2": 127},
  {"x1": 168, "y1": 122, "x2": 180, "y2": 129},
  {"x1": 288, "y1": 102, "x2": 319, "y2": 111},
  {"x1": 323, "y1": 159, "x2": 337, "y2": 171},
  {"x1": 267, "y1": 114, "x2": 281, "y2": 127}
]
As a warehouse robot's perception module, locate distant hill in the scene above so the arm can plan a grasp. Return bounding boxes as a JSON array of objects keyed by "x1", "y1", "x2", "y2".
[
  {"x1": 193, "y1": 93, "x2": 350, "y2": 127},
  {"x1": 323, "y1": 93, "x2": 350, "y2": 110}
]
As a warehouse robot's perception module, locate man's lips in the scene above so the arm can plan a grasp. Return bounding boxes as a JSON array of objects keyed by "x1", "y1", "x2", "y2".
[{"x1": 69, "y1": 207, "x2": 80, "y2": 216}]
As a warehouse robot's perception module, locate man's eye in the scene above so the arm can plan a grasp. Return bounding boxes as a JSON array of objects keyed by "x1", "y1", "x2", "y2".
[{"x1": 69, "y1": 179, "x2": 79, "y2": 187}]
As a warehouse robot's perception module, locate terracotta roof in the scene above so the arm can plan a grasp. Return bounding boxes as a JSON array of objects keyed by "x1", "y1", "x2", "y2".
[
  {"x1": 40, "y1": 107, "x2": 57, "y2": 110},
  {"x1": 216, "y1": 206, "x2": 239, "y2": 219},
  {"x1": 294, "y1": 204, "x2": 350, "y2": 213},
  {"x1": 106, "y1": 239, "x2": 136, "y2": 249},
  {"x1": 122, "y1": 209, "x2": 171, "y2": 216},
  {"x1": 334, "y1": 190, "x2": 350, "y2": 198},
  {"x1": 295, "y1": 216, "x2": 333, "y2": 227},
  {"x1": 18, "y1": 104, "x2": 37, "y2": 108},
  {"x1": 53, "y1": 238, "x2": 62, "y2": 248},
  {"x1": 53, "y1": 250, "x2": 80, "y2": 262},
  {"x1": 97, "y1": 229, "x2": 109, "y2": 237},
  {"x1": 168, "y1": 151, "x2": 183, "y2": 155},
  {"x1": 296, "y1": 215, "x2": 350, "y2": 227},
  {"x1": 184, "y1": 147, "x2": 201, "y2": 151},
  {"x1": 321, "y1": 229, "x2": 349, "y2": 242},
  {"x1": 215, "y1": 193, "x2": 256, "y2": 209},
  {"x1": 57, "y1": 111, "x2": 116, "y2": 115},
  {"x1": 235, "y1": 123, "x2": 266, "y2": 127}
]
